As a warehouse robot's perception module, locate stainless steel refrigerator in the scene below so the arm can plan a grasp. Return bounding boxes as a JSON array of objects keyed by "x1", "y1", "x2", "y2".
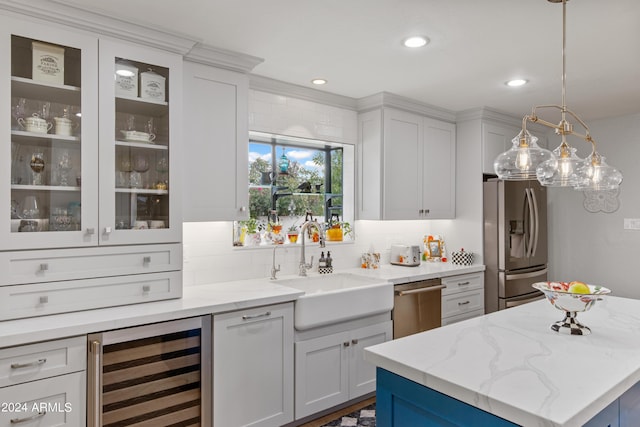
[{"x1": 483, "y1": 179, "x2": 547, "y2": 313}]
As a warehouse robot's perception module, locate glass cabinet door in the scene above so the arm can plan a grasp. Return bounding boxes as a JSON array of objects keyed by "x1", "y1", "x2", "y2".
[
  {"x1": 1, "y1": 16, "x2": 99, "y2": 250},
  {"x1": 98, "y1": 40, "x2": 181, "y2": 245}
]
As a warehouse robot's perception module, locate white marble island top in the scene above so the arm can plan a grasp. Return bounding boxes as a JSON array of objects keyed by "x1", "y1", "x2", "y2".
[{"x1": 364, "y1": 296, "x2": 640, "y2": 427}]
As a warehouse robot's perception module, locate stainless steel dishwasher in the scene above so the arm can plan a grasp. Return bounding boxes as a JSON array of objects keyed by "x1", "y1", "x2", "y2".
[{"x1": 393, "y1": 278, "x2": 445, "y2": 338}]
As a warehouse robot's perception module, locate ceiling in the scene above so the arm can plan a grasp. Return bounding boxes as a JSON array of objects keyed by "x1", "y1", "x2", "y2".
[{"x1": 56, "y1": 0, "x2": 640, "y2": 121}]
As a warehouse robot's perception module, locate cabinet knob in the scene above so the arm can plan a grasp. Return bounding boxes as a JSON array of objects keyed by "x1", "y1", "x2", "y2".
[
  {"x1": 418, "y1": 209, "x2": 424, "y2": 214},
  {"x1": 39, "y1": 263, "x2": 48, "y2": 272},
  {"x1": 86, "y1": 228, "x2": 95, "y2": 235},
  {"x1": 104, "y1": 227, "x2": 112, "y2": 235},
  {"x1": 425, "y1": 209, "x2": 430, "y2": 214},
  {"x1": 343, "y1": 342, "x2": 350, "y2": 347},
  {"x1": 240, "y1": 206, "x2": 247, "y2": 212},
  {"x1": 351, "y1": 339, "x2": 359, "y2": 345},
  {"x1": 142, "y1": 285, "x2": 151, "y2": 293},
  {"x1": 39, "y1": 296, "x2": 48, "y2": 304},
  {"x1": 143, "y1": 256, "x2": 151, "y2": 264}
]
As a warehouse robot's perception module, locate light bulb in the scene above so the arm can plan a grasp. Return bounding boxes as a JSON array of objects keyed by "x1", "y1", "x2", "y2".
[
  {"x1": 558, "y1": 158, "x2": 573, "y2": 177},
  {"x1": 516, "y1": 148, "x2": 531, "y2": 170}
]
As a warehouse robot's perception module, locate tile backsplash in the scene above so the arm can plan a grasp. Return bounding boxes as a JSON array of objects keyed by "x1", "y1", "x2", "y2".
[{"x1": 182, "y1": 219, "x2": 466, "y2": 286}]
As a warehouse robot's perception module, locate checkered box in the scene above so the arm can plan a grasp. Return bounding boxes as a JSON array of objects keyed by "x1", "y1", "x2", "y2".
[{"x1": 451, "y1": 251, "x2": 474, "y2": 266}]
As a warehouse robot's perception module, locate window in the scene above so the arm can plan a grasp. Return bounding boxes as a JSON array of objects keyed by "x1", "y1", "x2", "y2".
[{"x1": 234, "y1": 132, "x2": 354, "y2": 246}]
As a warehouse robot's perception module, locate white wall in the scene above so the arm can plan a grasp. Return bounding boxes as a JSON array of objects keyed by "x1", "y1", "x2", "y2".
[
  {"x1": 182, "y1": 89, "x2": 481, "y2": 287},
  {"x1": 548, "y1": 113, "x2": 640, "y2": 298}
]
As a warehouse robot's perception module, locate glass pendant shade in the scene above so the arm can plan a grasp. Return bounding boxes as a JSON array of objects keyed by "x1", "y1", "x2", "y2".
[
  {"x1": 573, "y1": 152, "x2": 623, "y2": 191},
  {"x1": 536, "y1": 144, "x2": 582, "y2": 187},
  {"x1": 494, "y1": 130, "x2": 554, "y2": 180}
]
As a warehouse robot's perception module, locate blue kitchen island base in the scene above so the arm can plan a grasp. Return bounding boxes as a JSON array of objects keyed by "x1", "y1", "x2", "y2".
[{"x1": 376, "y1": 368, "x2": 518, "y2": 426}]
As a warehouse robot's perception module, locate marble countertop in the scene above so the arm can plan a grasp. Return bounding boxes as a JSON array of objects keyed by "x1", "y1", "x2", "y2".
[
  {"x1": 364, "y1": 296, "x2": 640, "y2": 427},
  {"x1": 0, "y1": 278, "x2": 304, "y2": 348},
  {"x1": 0, "y1": 261, "x2": 483, "y2": 349},
  {"x1": 340, "y1": 262, "x2": 484, "y2": 284}
]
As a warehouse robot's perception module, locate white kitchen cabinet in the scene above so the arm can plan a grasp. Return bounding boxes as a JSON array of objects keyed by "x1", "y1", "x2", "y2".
[
  {"x1": 0, "y1": 336, "x2": 86, "y2": 426},
  {"x1": 358, "y1": 107, "x2": 455, "y2": 220},
  {"x1": 441, "y1": 272, "x2": 485, "y2": 325},
  {"x1": 182, "y1": 61, "x2": 249, "y2": 221},
  {"x1": 213, "y1": 303, "x2": 294, "y2": 427},
  {"x1": 1, "y1": 14, "x2": 182, "y2": 320},
  {"x1": 295, "y1": 320, "x2": 392, "y2": 419}
]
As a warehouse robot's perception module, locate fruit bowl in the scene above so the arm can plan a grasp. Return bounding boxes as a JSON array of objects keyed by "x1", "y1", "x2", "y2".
[{"x1": 532, "y1": 282, "x2": 611, "y2": 335}]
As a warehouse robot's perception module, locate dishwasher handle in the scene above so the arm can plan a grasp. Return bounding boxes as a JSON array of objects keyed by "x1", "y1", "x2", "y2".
[{"x1": 395, "y1": 284, "x2": 446, "y2": 296}]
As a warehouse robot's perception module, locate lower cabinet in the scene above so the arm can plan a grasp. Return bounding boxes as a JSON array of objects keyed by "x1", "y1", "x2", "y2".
[
  {"x1": 295, "y1": 320, "x2": 392, "y2": 419},
  {"x1": 0, "y1": 336, "x2": 86, "y2": 426},
  {"x1": 441, "y1": 273, "x2": 485, "y2": 325},
  {"x1": 213, "y1": 302, "x2": 294, "y2": 427}
]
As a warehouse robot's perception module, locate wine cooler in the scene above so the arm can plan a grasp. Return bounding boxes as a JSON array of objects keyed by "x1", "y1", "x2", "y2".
[{"x1": 87, "y1": 316, "x2": 211, "y2": 426}]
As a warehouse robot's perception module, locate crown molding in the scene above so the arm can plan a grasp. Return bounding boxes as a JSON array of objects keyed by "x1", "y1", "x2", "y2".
[
  {"x1": 0, "y1": 0, "x2": 199, "y2": 54},
  {"x1": 357, "y1": 92, "x2": 457, "y2": 123},
  {"x1": 456, "y1": 107, "x2": 550, "y2": 134},
  {"x1": 185, "y1": 44, "x2": 263, "y2": 74},
  {"x1": 249, "y1": 74, "x2": 358, "y2": 110}
]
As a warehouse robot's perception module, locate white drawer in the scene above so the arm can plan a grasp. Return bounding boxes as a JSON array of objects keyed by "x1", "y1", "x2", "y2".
[
  {"x1": 441, "y1": 273, "x2": 484, "y2": 296},
  {"x1": 0, "y1": 244, "x2": 181, "y2": 285},
  {"x1": 0, "y1": 371, "x2": 85, "y2": 426},
  {"x1": 0, "y1": 337, "x2": 85, "y2": 388},
  {"x1": 0, "y1": 271, "x2": 182, "y2": 321},
  {"x1": 442, "y1": 289, "x2": 484, "y2": 319},
  {"x1": 441, "y1": 308, "x2": 485, "y2": 326}
]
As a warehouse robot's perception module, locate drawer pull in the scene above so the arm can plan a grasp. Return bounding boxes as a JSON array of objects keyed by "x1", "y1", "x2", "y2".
[
  {"x1": 242, "y1": 311, "x2": 271, "y2": 320},
  {"x1": 39, "y1": 263, "x2": 49, "y2": 271},
  {"x1": 396, "y1": 284, "x2": 446, "y2": 296},
  {"x1": 11, "y1": 411, "x2": 46, "y2": 424},
  {"x1": 39, "y1": 296, "x2": 48, "y2": 304},
  {"x1": 11, "y1": 358, "x2": 47, "y2": 369},
  {"x1": 457, "y1": 281, "x2": 470, "y2": 286},
  {"x1": 143, "y1": 256, "x2": 151, "y2": 264},
  {"x1": 86, "y1": 228, "x2": 95, "y2": 235},
  {"x1": 352, "y1": 339, "x2": 359, "y2": 345},
  {"x1": 343, "y1": 342, "x2": 350, "y2": 347},
  {"x1": 458, "y1": 301, "x2": 471, "y2": 306}
]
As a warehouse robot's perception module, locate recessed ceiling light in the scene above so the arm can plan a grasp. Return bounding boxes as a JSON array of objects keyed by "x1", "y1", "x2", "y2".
[
  {"x1": 506, "y1": 79, "x2": 528, "y2": 87},
  {"x1": 311, "y1": 78, "x2": 327, "y2": 85},
  {"x1": 403, "y1": 36, "x2": 429, "y2": 48}
]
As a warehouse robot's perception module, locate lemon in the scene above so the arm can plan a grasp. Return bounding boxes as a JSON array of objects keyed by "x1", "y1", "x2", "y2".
[{"x1": 568, "y1": 281, "x2": 590, "y2": 294}]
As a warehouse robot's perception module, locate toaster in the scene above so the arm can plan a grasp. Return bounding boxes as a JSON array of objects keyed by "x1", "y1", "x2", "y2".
[{"x1": 390, "y1": 245, "x2": 421, "y2": 267}]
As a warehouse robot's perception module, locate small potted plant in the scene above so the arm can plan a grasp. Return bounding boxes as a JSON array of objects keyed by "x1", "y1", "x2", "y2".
[
  {"x1": 240, "y1": 218, "x2": 263, "y2": 246},
  {"x1": 287, "y1": 223, "x2": 299, "y2": 244},
  {"x1": 326, "y1": 221, "x2": 352, "y2": 242}
]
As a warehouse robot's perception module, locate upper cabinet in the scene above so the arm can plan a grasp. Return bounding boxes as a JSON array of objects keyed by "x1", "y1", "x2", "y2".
[
  {"x1": 182, "y1": 61, "x2": 249, "y2": 221},
  {"x1": 2, "y1": 16, "x2": 182, "y2": 251},
  {"x1": 358, "y1": 107, "x2": 456, "y2": 220},
  {"x1": 98, "y1": 39, "x2": 182, "y2": 245}
]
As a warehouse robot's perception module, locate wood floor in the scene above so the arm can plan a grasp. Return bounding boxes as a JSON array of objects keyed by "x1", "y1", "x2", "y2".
[{"x1": 298, "y1": 397, "x2": 375, "y2": 427}]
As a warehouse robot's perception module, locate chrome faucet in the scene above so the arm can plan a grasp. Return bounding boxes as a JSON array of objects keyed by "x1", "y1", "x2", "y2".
[
  {"x1": 298, "y1": 220, "x2": 325, "y2": 276},
  {"x1": 270, "y1": 245, "x2": 280, "y2": 280}
]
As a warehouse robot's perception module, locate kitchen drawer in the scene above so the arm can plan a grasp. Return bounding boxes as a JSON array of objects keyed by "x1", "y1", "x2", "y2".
[
  {"x1": 0, "y1": 337, "x2": 85, "y2": 388},
  {"x1": 0, "y1": 271, "x2": 182, "y2": 321},
  {"x1": 0, "y1": 371, "x2": 85, "y2": 426},
  {"x1": 0, "y1": 244, "x2": 182, "y2": 285},
  {"x1": 442, "y1": 289, "x2": 484, "y2": 319},
  {"x1": 441, "y1": 273, "x2": 484, "y2": 296},
  {"x1": 441, "y1": 309, "x2": 485, "y2": 326}
]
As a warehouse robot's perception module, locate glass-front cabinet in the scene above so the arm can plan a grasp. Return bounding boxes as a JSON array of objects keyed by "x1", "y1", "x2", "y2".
[
  {"x1": 2, "y1": 18, "x2": 99, "y2": 250},
  {"x1": 1, "y1": 17, "x2": 181, "y2": 250},
  {"x1": 98, "y1": 39, "x2": 181, "y2": 246}
]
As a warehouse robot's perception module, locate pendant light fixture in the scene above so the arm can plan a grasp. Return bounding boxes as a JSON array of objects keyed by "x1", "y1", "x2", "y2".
[{"x1": 494, "y1": 0, "x2": 623, "y2": 191}]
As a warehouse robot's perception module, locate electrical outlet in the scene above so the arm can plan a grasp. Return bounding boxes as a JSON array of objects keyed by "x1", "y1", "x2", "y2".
[{"x1": 623, "y1": 218, "x2": 640, "y2": 230}]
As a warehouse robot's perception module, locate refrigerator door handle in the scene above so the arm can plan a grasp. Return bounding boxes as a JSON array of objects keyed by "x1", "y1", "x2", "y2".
[
  {"x1": 505, "y1": 268, "x2": 548, "y2": 281},
  {"x1": 530, "y1": 187, "x2": 540, "y2": 258},
  {"x1": 524, "y1": 188, "x2": 535, "y2": 258}
]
